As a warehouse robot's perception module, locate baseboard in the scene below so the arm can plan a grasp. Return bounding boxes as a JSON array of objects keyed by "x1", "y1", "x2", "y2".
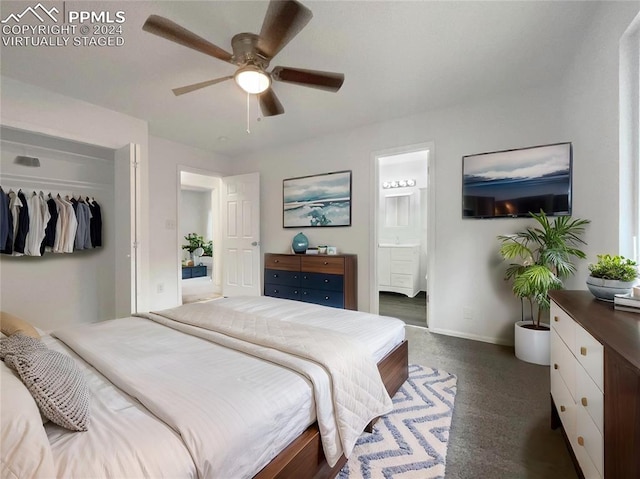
[{"x1": 426, "y1": 327, "x2": 513, "y2": 346}]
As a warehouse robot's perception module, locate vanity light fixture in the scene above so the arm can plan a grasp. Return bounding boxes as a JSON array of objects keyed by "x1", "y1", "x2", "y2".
[{"x1": 382, "y1": 178, "x2": 416, "y2": 189}]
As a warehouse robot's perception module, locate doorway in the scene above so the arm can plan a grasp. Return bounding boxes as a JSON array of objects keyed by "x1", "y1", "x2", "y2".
[
  {"x1": 178, "y1": 169, "x2": 222, "y2": 304},
  {"x1": 371, "y1": 143, "x2": 434, "y2": 326}
]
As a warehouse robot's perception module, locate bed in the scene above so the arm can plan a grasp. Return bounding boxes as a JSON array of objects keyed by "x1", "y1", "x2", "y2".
[{"x1": 1, "y1": 296, "x2": 408, "y2": 479}]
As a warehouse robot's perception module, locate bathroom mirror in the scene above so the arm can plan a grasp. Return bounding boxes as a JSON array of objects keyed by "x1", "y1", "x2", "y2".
[{"x1": 385, "y1": 194, "x2": 411, "y2": 227}]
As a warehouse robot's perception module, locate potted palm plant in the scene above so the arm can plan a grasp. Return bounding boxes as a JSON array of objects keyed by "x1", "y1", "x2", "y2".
[{"x1": 498, "y1": 211, "x2": 590, "y2": 365}]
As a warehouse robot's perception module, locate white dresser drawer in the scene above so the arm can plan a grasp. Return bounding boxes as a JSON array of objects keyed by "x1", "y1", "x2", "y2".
[
  {"x1": 574, "y1": 326, "x2": 603, "y2": 391},
  {"x1": 576, "y1": 365, "x2": 603, "y2": 434},
  {"x1": 391, "y1": 261, "x2": 414, "y2": 275},
  {"x1": 390, "y1": 247, "x2": 417, "y2": 261},
  {"x1": 551, "y1": 365, "x2": 576, "y2": 440},
  {"x1": 576, "y1": 405, "x2": 604, "y2": 478},
  {"x1": 551, "y1": 329, "x2": 577, "y2": 400},
  {"x1": 551, "y1": 302, "x2": 575, "y2": 351},
  {"x1": 390, "y1": 273, "x2": 413, "y2": 288},
  {"x1": 574, "y1": 440, "x2": 602, "y2": 479}
]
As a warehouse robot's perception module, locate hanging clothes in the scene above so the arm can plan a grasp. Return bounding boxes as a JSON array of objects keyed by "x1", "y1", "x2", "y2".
[
  {"x1": 13, "y1": 190, "x2": 30, "y2": 256},
  {"x1": 8, "y1": 190, "x2": 22, "y2": 254},
  {"x1": 74, "y1": 199, "x2": 93, "y2": 250},
  {"x1": 24, "y1": 191, "x2": 51, "y2": 256},
  {"x1": 42, "y1": 195, "x2": 58, "y2": 254},
  {"x1": 0, "y1": 188, "x2": 12, "y2": 254},
  {"x1": 60, "y1": 196, "x2": 77, "y2": 253},
  {"x1": 88, "y1": 198, "x2": 102, "y2": 247}
]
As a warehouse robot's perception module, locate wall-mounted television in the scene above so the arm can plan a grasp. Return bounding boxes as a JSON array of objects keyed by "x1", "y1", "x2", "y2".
[{"x1": 462, "y1": 142, "x2": 572, "y2": 219}]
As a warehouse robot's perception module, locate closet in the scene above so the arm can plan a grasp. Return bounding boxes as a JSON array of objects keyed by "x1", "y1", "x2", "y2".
[{"x1": 0, "y1": 126, "x2": 122, "y2": 330}]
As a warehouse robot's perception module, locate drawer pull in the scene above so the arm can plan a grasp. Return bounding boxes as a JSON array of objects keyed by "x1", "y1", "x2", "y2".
[
  {"x1": 581, "y1": 397, "x2": 588, "y2": 407},
  {"x1": 303, "y1": 291, "x2": 308, "y2": 295},
  {"x1": 325, "y1": 296, "x2": 329, "y2": 300},
  {"x1": 294, "y1": 290, "x2": 298, "y2": 294},
  {"x1": 324, "y1": 279, "x2": 329, "y2": 283},
  {"x1": 554, "y1": 316, "x2": 559, "y2": 322},
  {"x1": 577, "y1": 436, "x2": 584, "y2": 446},
  {"x1": 580, "y1": 347, "x2": 587, "y2": 356},
  {"x1": 560, "y1": 405, "x2": 566, "y2": 412},
  {"x1": 273, "y1": 289, "x2": 279, "y2": 293},
  {"x1": 274, "y1": 259, "x2": 279, "y2": 263},
  {"x1": 273, "y1": 274, "x2": 278, "y2": 278},
  {"x1": 553, "y1": 364, "x2": 559, "y2": 370},
  {"x1": 323, "y1": 261, "x2": 328, "y2": 265}
]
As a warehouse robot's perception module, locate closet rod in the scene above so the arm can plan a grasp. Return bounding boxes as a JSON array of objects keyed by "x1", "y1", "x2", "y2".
[
  {"x1": 1, "y1": 138, "x2": 114, "y2": 164},
  {"x1": 0, "y1": 173, "x2": 112, "y2": 191}
]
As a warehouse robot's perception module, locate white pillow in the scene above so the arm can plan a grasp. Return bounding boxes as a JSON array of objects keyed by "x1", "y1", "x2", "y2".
[{"x1": 1, "y1": 361, "x2": 56, "y2": 479}]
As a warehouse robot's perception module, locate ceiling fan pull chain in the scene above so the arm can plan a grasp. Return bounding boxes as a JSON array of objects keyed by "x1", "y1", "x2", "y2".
[{"x1": 246, "y1": 92, "x2": 251, "y2": 134}]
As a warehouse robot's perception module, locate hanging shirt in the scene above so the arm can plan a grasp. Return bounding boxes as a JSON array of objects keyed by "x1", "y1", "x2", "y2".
[
  {"x1": 88, "y1": 199, "x2": 102, "y2": 247},
  {"x1": 74, "y1": 201, "x2": 93, "y2": 250},
  {"x1": 61, "y1": 197, "x2": 78, "y2": 253},
  {"x1": 24, "y1": 192, "x2": 51, "y2": 256},
  {"x1": 8, "y1": 191, "x2": 23, "y2": 252},
  {"x1": 0, "y1": 189, "x2": 13, "y2": 254},
  {"x1": 42, "y1": 196, "x2": 58, "y2": 253},
  {"x1": 12, "y1": 190, "x2": 30, "y2": 256}
]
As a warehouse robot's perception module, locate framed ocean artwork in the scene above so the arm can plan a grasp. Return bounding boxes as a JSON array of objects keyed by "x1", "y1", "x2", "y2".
[{"x1": 283, "y1": 170, "x2": 352, "y2": 228}]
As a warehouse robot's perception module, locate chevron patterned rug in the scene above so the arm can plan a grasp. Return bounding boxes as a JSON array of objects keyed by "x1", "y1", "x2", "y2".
[{"x1": 339, "y1": 364, "x2": 457, "y2": 479}]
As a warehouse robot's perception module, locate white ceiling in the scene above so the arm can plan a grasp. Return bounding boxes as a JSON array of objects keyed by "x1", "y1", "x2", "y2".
[{"x1": 0, "y1": 1, "x2": 600, "y2": 158}]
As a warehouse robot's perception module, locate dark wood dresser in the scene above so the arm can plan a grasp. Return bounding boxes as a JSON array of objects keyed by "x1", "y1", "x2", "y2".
[
  {"x1": 549, "y1": 290, "x2": 640, "y2": 479},
  {"x1": 264, "y1": 253, "x2": 357, "y2": 310}
]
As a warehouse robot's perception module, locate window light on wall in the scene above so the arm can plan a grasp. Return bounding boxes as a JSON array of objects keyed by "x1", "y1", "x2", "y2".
[{"x1": 382, "y1": 179, "x2": 416, "y2": 189}]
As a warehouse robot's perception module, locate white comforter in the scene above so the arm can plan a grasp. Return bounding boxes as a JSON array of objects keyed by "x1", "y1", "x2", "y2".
[{"x1": 53, "y1": 299, "x2": 395, "y2": 479}]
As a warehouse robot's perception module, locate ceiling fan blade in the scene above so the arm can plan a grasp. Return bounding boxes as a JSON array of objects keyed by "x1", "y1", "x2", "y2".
[
  {"x1": 172, "y1": 76, "x2": 233, "y2": 96},
  {"x1": 259, "y1": 89, "x2": 285, "y2": 117},
  {"x1": 271, "y1": 66, "x2": 344, "y2": 92},
  {"x1": 258, "y1": 0, "x2": 312, "y2": 59},
  {"x1": 142, "y1": 15, "x2": 233, "y2": 63}
]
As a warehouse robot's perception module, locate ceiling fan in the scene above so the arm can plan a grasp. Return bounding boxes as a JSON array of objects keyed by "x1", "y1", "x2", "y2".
[{"x1": 142, "y1": 0, "x2": 345, "y2": 117}]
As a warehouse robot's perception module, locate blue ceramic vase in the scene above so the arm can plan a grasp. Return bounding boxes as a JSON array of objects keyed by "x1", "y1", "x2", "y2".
[{"x1": 292, "y1": 232, "x2": 309, "y2": 254}]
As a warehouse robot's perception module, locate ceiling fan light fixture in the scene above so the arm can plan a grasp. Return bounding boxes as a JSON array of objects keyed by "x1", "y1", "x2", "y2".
[{"x1": 234, "y1": 66, "x2": 271, "y2": 94}]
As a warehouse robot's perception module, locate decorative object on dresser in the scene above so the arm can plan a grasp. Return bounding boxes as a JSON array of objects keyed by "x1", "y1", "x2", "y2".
[
  {"x1": 613, "y1": 293, "x2": 640, "y2": 313},
  {"x1": 264, "y1": 253, "x2": 357, "y2": 309},
  {"x1": 586, "y1": 254, "x2": 638, "y2": 302},
  {"x1": 283, "y1": 170, "x2": 352, "y2": 228},
  {"x1": 291, "y1": 231, "x2": 309, "y2": 254},
  {"x1": 378, "y1": 244, "x2": 421, "y2": 298},
  {"x1": 549, "y1": 290, "x2": 640, "y2": 479},
  {"x1": 498, "y1": 211, "x2": 590, "y2": 365}
]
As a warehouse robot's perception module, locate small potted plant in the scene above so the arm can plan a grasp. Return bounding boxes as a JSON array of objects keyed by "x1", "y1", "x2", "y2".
[
  {"x1": 182, "y1": 233, "x2": 212, "y2": 266},
  {"x1": 586, "y1": 254, "x2": 638, "y2": 301},
  {"x1": 498, "y1": 211, "x2": 590, "y2": 365}
]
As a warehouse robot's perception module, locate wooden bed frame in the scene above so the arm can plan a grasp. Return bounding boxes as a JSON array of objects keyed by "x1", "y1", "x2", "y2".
[{"x1": 255, "y1": 339, "x2": 409, "y2": 479}]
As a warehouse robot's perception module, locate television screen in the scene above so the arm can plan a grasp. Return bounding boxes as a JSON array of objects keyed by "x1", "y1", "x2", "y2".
[{"x1": 462, "y1": 142, "x2": 572, "y2": 218}]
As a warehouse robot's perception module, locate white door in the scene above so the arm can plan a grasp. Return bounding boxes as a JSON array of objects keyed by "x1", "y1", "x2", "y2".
[
  {"x1": 221, "y1": 172, "x2": 261, "y2": 296},
  {"x1": 114, "y1": 143, "x2": 140, "y2": 316}
]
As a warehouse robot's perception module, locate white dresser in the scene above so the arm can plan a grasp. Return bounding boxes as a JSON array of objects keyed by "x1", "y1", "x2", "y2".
[
  {"x1": 550, "y1": 300, "x2": 604, "y2": 478},
  {"x1": 378, "y1": 245, "x2": 421, "y2": 298},
  {"x1": 549, "y1": 291, "x2": 640, "y2": 479}
]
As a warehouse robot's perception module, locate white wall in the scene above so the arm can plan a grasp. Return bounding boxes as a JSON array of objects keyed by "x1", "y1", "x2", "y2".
[
  {"x1": 238, "y1": 84, "x2": 564, "y2": 344},
  {"x1": 0, "y1": 76, "x2": 149, "y2": 329},
  {"x1": 148, "y1": 136, "x2": 233, "y2": 310},
  {"x1": 560, "y1": 1, "x2": 640, "y2": 286},
  {"x1": 180, "y1": 190, "x2": 211, "y2": 251}
]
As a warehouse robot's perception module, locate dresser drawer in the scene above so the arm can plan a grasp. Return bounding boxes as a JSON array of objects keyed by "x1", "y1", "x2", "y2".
[
  {"x1": 265, "y1": 254, "x2": 301, "y2": 271},
  {"x1": 390, "y1": 247, "x2": 417, "y2": 261},
  {"x1": 391, "y1": 273, "x2": 413, "y2": 288},
  {"x1": 576, "y1": 405, "x2": 603, "y2": 478},
  {"x1": 551, "y1": 365, "x2": 576, "y2": 440},
  {"x1": 551, "y1": 329, "x2": 577, "y2": 399},
  {"x1": 574, "y1": 326, "x2": 603, "y2": 391},
  {"x1": 265, "y1": 269, "x2": 300, "y2": 286},
  {"x1": 391, "y1": 261, "x2": 414, "y2": 275},
  {"x1": 299, "y1": 289, "x2": 344, "y2": 308},
  {"x1": 300, "y1": 272, "x2": 344, "y2": 292},
  {"x1": 576, "y1": 365, "x2": 603, "y2": 434},
  {"x1": 264, "y1": 284, "x2": 300, "y2": 301},
  {"x1": 301, "y1": 256, "x2": 345, "y2": 275},
  {"x1": 551, "y1": 302, "x2": 576, "y2": 351}
]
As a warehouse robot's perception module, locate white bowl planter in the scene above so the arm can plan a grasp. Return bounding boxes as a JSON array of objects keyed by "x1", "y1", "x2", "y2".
[
  {"x1": 514, "y1": 321, "x2": 550, "y2": 366},
  {"x1": 586, "y1": 276, "x2": 636, "y2": 302}
]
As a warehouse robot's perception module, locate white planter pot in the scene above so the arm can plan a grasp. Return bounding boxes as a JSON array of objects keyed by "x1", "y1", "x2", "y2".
[{"x1": 514, "y1": 321, "x2": 550, "y2": 366}]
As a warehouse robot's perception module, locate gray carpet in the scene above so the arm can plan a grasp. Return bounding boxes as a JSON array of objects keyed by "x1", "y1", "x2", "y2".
[{"x1": 404, "y1": 326, "x2": 577, "y2": 479}]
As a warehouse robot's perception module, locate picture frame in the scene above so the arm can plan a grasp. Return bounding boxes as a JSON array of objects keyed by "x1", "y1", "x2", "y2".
[
  {"x1": 283, "y1": 170, "x2": 352, "y2": 228},
  {"x1": 326, "y1": 246, "x2": 338, "y2": 255}
]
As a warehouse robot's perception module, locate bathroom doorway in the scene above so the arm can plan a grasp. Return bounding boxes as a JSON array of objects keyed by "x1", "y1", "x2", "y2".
[{"x1": 371, "y1": 143, "x2": 434, "y2": 326}]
